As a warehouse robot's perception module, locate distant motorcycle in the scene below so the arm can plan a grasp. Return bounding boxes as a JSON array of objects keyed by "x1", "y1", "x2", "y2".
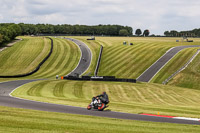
[{"x1": 87, "y1": 97, "x2": 108, "y2": 111}]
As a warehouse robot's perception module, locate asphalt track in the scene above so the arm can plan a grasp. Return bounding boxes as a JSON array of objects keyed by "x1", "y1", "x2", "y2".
[
  {"x1": 0, "y1": 40, "x2": 200, "y2": 125},
  {"x1": 137, "y1": 45, "x2": 200, "y2": 82},
  {"x1": 64, "y1": 38, "x2": 92, "y2": 77}
]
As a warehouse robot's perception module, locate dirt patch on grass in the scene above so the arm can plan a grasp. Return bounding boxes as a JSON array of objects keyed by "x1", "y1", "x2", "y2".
[{"x1": 0, "y1": 38, "x2": 22, "y2": 52}]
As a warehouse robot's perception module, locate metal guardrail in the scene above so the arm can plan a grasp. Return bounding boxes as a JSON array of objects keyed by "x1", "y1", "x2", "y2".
[{"x1": 94, "y1": 45, "x2": 103, "y2": 76}]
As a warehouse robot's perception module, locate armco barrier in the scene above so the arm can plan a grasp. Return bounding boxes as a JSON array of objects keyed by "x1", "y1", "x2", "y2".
[
  {"x1": 0, "y1": 37, "x2": 53, "y2": 78},
  {"x1": 94, "y1": 45, "x2": 103, "y2": 76},
  {"x1": 64, "y1": 76, "x2": 136, "y2": 83}
]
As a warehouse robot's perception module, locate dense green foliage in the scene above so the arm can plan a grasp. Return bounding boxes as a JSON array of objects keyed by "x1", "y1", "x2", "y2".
[
  {"x1": 119, "y1": 29, "x2": 129, "y2": 36},
  {"x1": 0, "y1": 23, "x2": 21, "y2": 46},
  {"x1": 143, "y1": 29, "x2": 150, "y2": 36},
  {"x1": 135, "y1": 29, "x2": 142, "y2": 36},
  {"x1": 164, "y1": 28, "x2": 200, "y2": 37},
  {"x1": 18, "y1": 23, "x2": 133, "y2": 36}
]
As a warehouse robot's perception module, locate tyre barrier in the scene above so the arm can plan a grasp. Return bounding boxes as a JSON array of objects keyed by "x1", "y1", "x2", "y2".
[
  {"x1": 94, "y1": 45, "x2": 103, "y2": 76},
  {"x1": 0, "y1": 37, "x2": 53, "y2": 78},
  {"x1": 64, "y1": 76, "x2": 136, "y2": 83}
]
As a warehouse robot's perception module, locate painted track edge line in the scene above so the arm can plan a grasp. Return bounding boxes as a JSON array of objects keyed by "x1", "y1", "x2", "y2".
[{"x1": 141, "y1": 113, "x2": 200, "y2": 122}]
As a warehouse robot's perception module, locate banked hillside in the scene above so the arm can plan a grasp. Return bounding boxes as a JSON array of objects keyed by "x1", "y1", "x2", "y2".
[
  {"x1": 0, "y1": 37, "x2": 50, "y2": 76},
  {"x1": 0, "y1": 36, "x2": 81, "y2": 80},
  {"x1": 74, "y1": 37, "x2": 200, "y2": 86}
]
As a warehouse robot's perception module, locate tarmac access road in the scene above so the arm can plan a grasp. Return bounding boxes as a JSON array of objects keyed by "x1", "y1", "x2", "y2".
[
  {"x1": 64, "y1": 38, "x2": 92, "y2": 77},
  {"x1": 0, "y1": 80, "x2": 200, "y2": 125},
  {"x1": 137, "y1": 45, "x2": 200, "y2": 82}
]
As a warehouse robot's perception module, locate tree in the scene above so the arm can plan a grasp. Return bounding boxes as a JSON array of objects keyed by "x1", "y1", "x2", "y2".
[
  {"x1": 135, "y1": 29, "x2": 142, "y2": 36},
  {"x1": 164, "y1": 31, "x2": 170, "y2": 36},
  {"x1": 119, "y1": 29, "x2": 129, "y2": 36},
  {"x1": 143, "y1": 29, "x2": 150, "y2": 37},
  {"x1": 0, "y1": 34, "x2": 3, "y2": 44},
  {"x1": 170, "y1": 30, "x2": 178, "y2": 37}
]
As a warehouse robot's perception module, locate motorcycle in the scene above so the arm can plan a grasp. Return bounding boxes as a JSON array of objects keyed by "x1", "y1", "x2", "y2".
[{"x1": 87, "y1": 97, "x2": 108, "y2": 111}]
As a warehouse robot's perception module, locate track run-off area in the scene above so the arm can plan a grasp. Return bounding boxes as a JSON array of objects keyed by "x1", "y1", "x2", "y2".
[{"x1": 0, "y1": 37, "x2": 200, "y2": 126}]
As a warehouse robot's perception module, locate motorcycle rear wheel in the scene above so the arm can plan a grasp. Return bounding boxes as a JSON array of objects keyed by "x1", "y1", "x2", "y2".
[{"x1": 98, "y1": 103, "x2": 105, "y2": 111}]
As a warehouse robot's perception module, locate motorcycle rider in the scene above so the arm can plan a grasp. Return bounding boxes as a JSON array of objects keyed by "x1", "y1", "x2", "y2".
[{"x1": 90, "y1": 92, "x2": 109, "y2": 106}]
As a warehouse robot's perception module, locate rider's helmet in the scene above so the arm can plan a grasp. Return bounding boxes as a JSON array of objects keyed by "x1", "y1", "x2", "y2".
[{"x1": 102, "y1": 92, "x2": 106, "y2": 95}]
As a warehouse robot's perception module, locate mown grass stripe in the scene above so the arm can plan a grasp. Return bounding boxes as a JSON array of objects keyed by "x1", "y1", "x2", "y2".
[
  {"x1": 29, "y1": 37, "x2": 80, "y2": 79},
  {"x1": 27, "y1": 81, "x2": 50, "y2": 97},
  {"x1": 53, "y1": 81, "x2": 66, "y2": 97},
  {"x1": 40, "y1": 39, "x2": 70, "y2": 77},
  {"x1": 73, "y1": 81, "x2": 84, "y2": 98},
  {"x1": 36, "y1": 38, "x2": 65, "y2": 77},
  {"x1": 99, "y1": 43, "x2": 161, "y2": 77},
  {"x1": 31, "y1": 38, "x2": 60, "y2": 78},
  {"x1": 101, "y1": 45, "x2": 160, "y2": 77}
]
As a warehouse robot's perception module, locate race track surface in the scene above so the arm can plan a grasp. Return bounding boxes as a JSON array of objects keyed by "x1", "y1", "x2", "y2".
[
  {"x1": 0, "y1": 39, "x2": 200, "y2": 125},
  {"x1": 65, "y1": 38, "x2": 92, "y2": 76},
  {"x1": 137, "y1": 45, "x2": 200, "y2": 82},
  {"x1": 0, "y1": 80, "x2": 200, "y2": 125}
]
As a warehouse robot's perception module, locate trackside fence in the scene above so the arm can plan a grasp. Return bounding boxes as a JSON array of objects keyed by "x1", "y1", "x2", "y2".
[
  {"x1": 94, "y1": 45, "x2": 103, "y2": 76},
  {"x1": 64, "y1": 76, "x2": 136, "y2": 83}
]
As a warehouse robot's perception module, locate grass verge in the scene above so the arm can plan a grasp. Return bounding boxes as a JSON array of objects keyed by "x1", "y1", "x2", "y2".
[
  {"x1": 0, "y1": 106, "x2": 200, "y2": 133},
  {"x1": 168, "y1": 53, "x2": 200, "y2": 89}
]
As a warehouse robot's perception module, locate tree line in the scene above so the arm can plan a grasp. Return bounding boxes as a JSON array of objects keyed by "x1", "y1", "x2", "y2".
[
  {"x1": 0, "y1": 23, "x2": 133, "y2": 46},
  {"x1": 18, "y1": 23, "x2": 133, "y2": 36},
  {"x1": 164, "y1": 28, "x2": 200, "y2": 37},
  {"x1": 0, "y1": 23, "x2": 21, "y2": 45},
  {"x1": 0, "y1": 23, "x2": 152, "y2": 46}
]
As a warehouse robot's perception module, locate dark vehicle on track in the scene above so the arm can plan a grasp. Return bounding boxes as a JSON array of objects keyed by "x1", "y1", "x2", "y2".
[
  {"x1": 87, "y1": 92, "x2": 109, "y2": 111},
  {"x1": 87, "y1": 96, "x2": 109, "y2": 111}
]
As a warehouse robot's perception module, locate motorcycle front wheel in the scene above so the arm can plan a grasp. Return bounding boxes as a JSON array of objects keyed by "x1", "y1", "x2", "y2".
[{"x1": 87, "y1": 105, "x2": 92, "y2": 110}]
